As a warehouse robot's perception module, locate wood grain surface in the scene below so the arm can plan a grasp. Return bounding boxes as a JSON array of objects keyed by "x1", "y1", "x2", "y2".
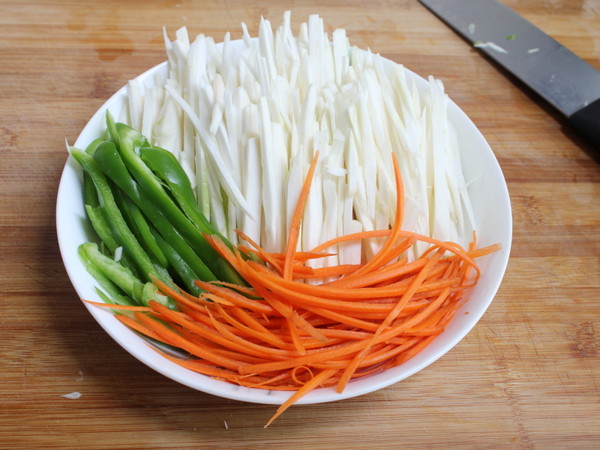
[{"x1": 1, "y1": 0, "x2": 599, "y2": 448}]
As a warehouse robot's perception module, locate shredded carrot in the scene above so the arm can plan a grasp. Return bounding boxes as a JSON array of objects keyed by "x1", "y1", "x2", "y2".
[
  {"x1": 133, "y1": 311, "x2": 248, "y2": 371},
  {"x1": 264, "y1": 369, "x2": 337, "y2": 428},
  {"x1": 87, "y1": 152, "x2": 499, "y2": 427},
  {"x1": 82, "y1": 299, "x2": 153, "y2": 312},
  {"x1": 115, "y1": 313, "x2": 164, "y2": 341},
  {"x1": 194, "y1": 280, "x2": 273, "y2": 314},
  {"x1": 283, "y1": 151, "x2": 320, "y2": 281},
  {"x1": 347, "y1": 153, "x2": 405, "y2": 277},
  {"x1": 300, "y1": 264, "x2": 361, "y2": 280}
]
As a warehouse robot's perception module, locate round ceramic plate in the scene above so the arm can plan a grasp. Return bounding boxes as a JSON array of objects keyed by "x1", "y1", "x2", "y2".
[{"x1": 56, "y1": 50, "x2": 512, "y2": 405}]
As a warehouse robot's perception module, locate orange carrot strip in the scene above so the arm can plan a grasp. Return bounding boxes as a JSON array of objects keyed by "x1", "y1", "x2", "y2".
[
  {"x1": 155, "y1": 287, "x2": 229, "y2": 317},
  {"x1": 197, "y1": 293, "x2": 241, "y2": 308},
  {"x1": 115, "y1": 313, "x2": 164, "y2": 341},
  {"x1": 369, "y1": 238, "x2": 416, "y2": 274},
  {"x1": 257, "y1": 286, "x2": 328, "y2": 344},
  {"x1": 361, "y1": 230, "x2": 482, "y2": 280},
  {"x1": 236, "y1": 380, "x2": 299, "y2": 391},
  {"x1": 358, "y1": 337, "x2": 422, "y2": 368},
  {"x1": 195, "y1": 280, "x2": 274, "y2": 314},
  {"x1": 241, "y1": 260, "x2": 397, "y2": 314},
  {"x1": 154, "y1": 349, "x2": 288, "y2": 387},
  {"x1": 326, "y1": 257, "x2": 425, "y2": 289},
  {"x1": 236, "y1": 244, "x2": 285, "y2": 275},
  {"x1": 317, "y1": 328, "x2": 373, "y2": 340},
  {"x1": 236, "y1": 237, "x2": 318, "y2": 279},
  {"x1": 239, "y1": 283, "x2": 452, "y2": 376},
  {"x1": 268, "y1": 250, "x2": 336, "y2": 262},
  {"x1": 469, "y1": 230, "x2": 478, "y2": 251},
  {"x1": 264, "y1": 368, "x2": 337, "y2": 428},
  {"x1": 134, "y1": 312, "x2": 245, "y2": 371},
  {"x1": 235, "y1": 371, "x2": 297, "y2": 389},
  {"x1": 245, "y1": 259, "x2": 461, "y2": 303},
  {"x1": 205, "y1": 233, "x2": 247, "y2": 273},
  {"x1": 202, "y1": 307, "x2": 293, "y2": 360},
  {"x1": 207, "y1": 280, "x2": 258, "y2": 297},
  {"x1": 228, "y1": 250, "x2": 329, "y2": 344},
  {"x1": 174, "y1": 328, "x2": 267, "y2": 365},
  {"x1": 157, "y1": 350, "x2": 242, "y2": 380},
  {"x1": 300, "y1": 305, "x2": 380, "y2": 332},
  {"x1": 300, "y1": 264, "x2": 361, "y2": 280},
  {"x1": 287, "y1": 318, "x2": 307, "y2": 355},
  {"x1": 291, "y1": 366, "x2": 314, "y2": 385},
  {"x1": 176, "y1": 303, "x2": 237, "y2": 334},
  {"x1": 150, "y1": 277, "x2": 217, "y2": 312},
  {"x1": 350, "y1": 153, "x2": 405, "y2": 276},
  {"x1": 465, "y1": 243, "x2": 501, "y2": 258},
  {"x1": 215, "y1": 304, "x2": 290, "y2": 349},
  {"x1": 336, "y1": 249, "x2": 446, "y2": 392},
  {"x1": 229, "y1": 308, "x2": 285, "y2": 343},
  {"x1": 234, "y1": 230, "x2": 281, "y2": 265},
  {"x1": 82, "y1": 299, "x2": 152, "y2": 312},
  {"x1": 350, "y1": 359, "x2": 397, "y2": 379},
  {"x1": 313, "y1": 228, "x2": 484, "y2": 285},
  {"x1": 283, "y1": 151, "x2": 320, "y2": 281},
  {"x1": 310, "y1": 229, "x2": 391, "y2": 253},
  {"x1": 149, "y1": 300, "x2": 292, "y2": 360},
  {"x1": 394, "y1": 335, "x2": 437, "y2": 365}
]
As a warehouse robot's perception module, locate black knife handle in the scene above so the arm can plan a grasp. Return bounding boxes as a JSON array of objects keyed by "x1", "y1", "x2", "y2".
[{"x1": 568, "y1": 98, "x2": 600, "y2": 152}]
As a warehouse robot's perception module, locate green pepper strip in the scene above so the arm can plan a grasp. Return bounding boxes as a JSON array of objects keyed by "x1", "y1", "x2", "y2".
[
  {"x1": 150, "y1": 227, "x2": 203, "y2": 296},
  {"x1": 83, "y1": 171, "x2": 98, "y2": 206},
  {"x1": 79, "y1": 243, "x2": 175, "y2": 309},
  {"x1": 112, "y1": 185, "x2": 169, "y2": 268},
  {"x1": 83, "y1": 138, "x2": 144, "y2": 276},
  {"x1": 84, "y1": 137, "x2": 107, "y2": 154},
  {"x1": 111, "y1": 118, "x2": 243, "y2": 284},
  {"x1": 92, "y1": 140, "x2": 217, "y2": 283},
  {"x1": 140, "y1": 146, "x2": 248, "y2": 286},
  {"x1": 139, "y1": 146, "x2": 222, "y2": 237},
  {"x1": 71, "y1": 148, "x2": 161, "y2": 285},
  {"x1": 83, "y1": 204, "x2": 140, "y2": 274},
  {"x1": 79, "y1": 242, "x2": 145, "y2": 302},
  {"x1": 78, "y1": 244, "x2": 135, "y2": 306}
]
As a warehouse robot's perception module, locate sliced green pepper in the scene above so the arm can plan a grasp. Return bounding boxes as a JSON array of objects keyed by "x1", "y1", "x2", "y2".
[
  {"x1": 78, "y1": 244, "x2": 135, "y2": 306},
  {"x1": 139, "y1": 145, "x2": 221, "y2": 237},
  {"x1": 112, "y1": 185, "x2": 169, "y2": 268},
  {"x1": 92, "y1": 140, "x2": 217, "y2": 283},
  {"x1": 150, "y1": 227, "x2": 203, "y2": 296},
  {"x1": 109, "y1": 117, "x2": 243, "y2": 284},
  {"x1": 71, "y1": 148, "x2": 162, "y2": 284},
  {"x1": 79, "y1": 242, "x2": 145, "y2": 302}
]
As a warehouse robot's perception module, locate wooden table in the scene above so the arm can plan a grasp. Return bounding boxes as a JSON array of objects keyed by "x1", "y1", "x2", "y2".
[{"x1": 2, "y1": 0, "x2": 599, "y2": 447}]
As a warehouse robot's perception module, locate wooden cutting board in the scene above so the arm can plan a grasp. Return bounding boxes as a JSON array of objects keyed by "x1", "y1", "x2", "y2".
[{"x1": 1, "y1": 0, "x2": 599, "y2": 447}]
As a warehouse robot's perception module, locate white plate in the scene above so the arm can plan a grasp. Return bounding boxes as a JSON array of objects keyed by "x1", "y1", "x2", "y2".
[{"x1": 56, "y1": 53, "x2": 512, "y2": 405}]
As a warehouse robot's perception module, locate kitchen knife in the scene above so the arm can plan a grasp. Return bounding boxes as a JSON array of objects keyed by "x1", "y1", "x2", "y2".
[{"x1": 418, "y1": 0, "x2": 600, "y2": 152}]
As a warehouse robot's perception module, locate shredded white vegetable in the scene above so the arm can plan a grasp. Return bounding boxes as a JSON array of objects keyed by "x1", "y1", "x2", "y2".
[
  {"x1": 123, "y1": 12, "x2": 477, "y2": 265},
  {"x1": 113, "y1": 246, "x2": 123, "y2": 262},
  {"x1": 474, "y1": 41, "x2": 509, "y2": 54}
]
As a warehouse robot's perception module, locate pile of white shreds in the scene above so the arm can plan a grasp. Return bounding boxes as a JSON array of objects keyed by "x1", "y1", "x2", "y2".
[{"x1": 122, "y1": 12, "x2": 476, "y2": 270}]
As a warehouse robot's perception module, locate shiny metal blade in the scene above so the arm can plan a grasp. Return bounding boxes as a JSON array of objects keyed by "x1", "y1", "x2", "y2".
[{"x1": 419, "y1": 0, "x2": 600, "y2": 117}]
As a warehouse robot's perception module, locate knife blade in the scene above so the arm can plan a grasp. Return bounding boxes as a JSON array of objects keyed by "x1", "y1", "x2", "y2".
[{"x1": 418, "y1": 0, "x2": 600, "y2": 152}]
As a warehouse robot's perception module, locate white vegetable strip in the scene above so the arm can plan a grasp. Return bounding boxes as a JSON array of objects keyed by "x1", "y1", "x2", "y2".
[
  {"x1": 195, "y1": 136, "x2": 211, "y2": 219},
  {"x1": 164, "y1": 83, "x2": 256, "y2": 221},
  {"x1": 127, "y1": 79, "x2": 143, "y2": 132},
  {"x1": 258, "y1": 98, "x2": 283, "y2": 251},
  {"x1": 124, "y1": 12, "x2": 477, "y2": 268},
  {"x1": 241, "y1": 137, "x2": 262, "y2": 244}
]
